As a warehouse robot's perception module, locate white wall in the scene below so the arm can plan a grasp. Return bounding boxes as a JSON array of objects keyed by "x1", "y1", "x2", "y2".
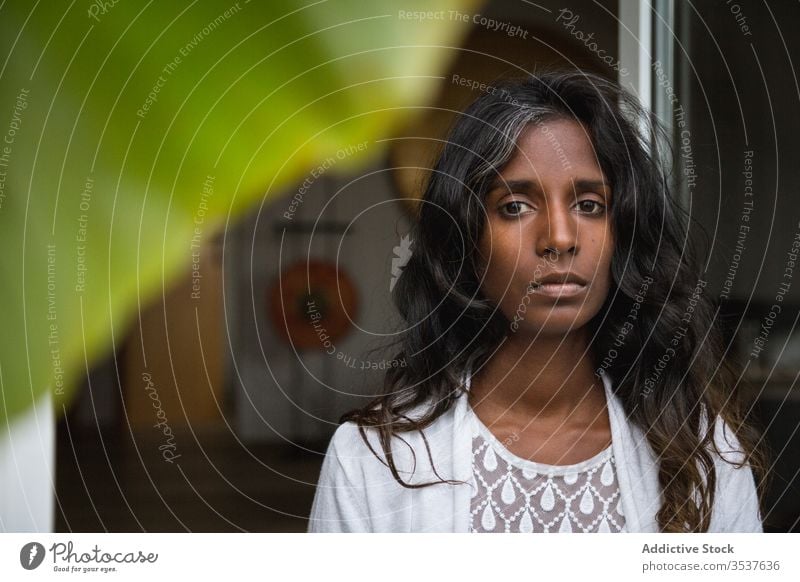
[{"x1": 0, "y1": 392, "x2": 55, "y2": 532}]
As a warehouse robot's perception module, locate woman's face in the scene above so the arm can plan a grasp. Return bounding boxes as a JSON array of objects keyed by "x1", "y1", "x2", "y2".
[{"x1": 476, "y1": 117, "x2": 615, "y2": 337}]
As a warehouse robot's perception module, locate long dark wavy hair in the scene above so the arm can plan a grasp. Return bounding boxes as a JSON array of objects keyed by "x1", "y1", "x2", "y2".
[{"x1": 341, "y1": 69, "x2": 768, "y2": 533}]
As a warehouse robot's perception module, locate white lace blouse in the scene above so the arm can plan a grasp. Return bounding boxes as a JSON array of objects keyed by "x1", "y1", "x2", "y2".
[{"x1": 467, "y1": 405, "x2": 626, "y2": 533}]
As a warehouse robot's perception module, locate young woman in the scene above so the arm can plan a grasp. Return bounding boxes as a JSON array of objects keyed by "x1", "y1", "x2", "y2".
[{"x1": 308, "y1": 69, "x2": 767, "y2": 533}]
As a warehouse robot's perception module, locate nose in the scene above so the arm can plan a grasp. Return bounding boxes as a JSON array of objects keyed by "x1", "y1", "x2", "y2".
[{"x1": 535, "y1": 200, "x2": 578, "y2": 258}]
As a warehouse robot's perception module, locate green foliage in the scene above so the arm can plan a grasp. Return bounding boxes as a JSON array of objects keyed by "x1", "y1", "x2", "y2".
[{"x1": 0, "y1": 0, "x2": 477, "y2": 423}]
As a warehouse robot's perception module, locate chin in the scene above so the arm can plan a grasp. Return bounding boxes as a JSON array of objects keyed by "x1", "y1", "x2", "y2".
[{"x1": 509, "y1": 313, "x2": 595, "y2": 337}]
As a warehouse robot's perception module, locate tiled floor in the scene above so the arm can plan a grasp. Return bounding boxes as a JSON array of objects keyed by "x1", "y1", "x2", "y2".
[{"x1": 54, "y1": 420, "x2": 326, "y2": 532}]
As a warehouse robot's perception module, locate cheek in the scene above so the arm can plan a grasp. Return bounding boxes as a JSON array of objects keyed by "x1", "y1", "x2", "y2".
[
  {"x1": 475, "y1": 234, "x2": 490, "y2": 280},
  {"x1": 593, "y1": 225, "x2": 614, "y2": 262},
  {"x1": 597, "y1": 240, "x2": 615, "y2": 291},
  {"x1": 476, "y1": 231, "x2": 519, "y2": 296},
  {"x1": 588, "y1": 231, "x2": 614, "y2": 291}
]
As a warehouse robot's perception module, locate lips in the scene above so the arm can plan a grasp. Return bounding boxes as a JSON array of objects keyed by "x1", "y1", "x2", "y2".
[
  {"x1": 533, "y1": 272, "x2": 588, "y2": 286},
  {"x1": 528, "y1": 272, "x2": 588, "y2": 298},
  {"x1": 530, "y1": 282, "x2": 586, "y2": 297}
]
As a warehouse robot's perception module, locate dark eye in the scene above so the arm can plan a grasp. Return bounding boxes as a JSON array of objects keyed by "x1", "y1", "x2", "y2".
[
  {"x1": 500, "y1": 200, "x2": 532, "y2": 217},
  {"x1": 577, "y1": 200, "x2": 605, "y2": 215}
]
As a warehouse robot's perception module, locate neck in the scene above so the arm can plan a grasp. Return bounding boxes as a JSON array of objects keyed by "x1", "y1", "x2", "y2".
[{"x1": 469, "y1": 326, "x2": 604, "y2": 422}]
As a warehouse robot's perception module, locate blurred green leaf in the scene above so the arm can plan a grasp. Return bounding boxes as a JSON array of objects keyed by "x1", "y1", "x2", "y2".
[{"x1": 0, "y1": 0, "x2": 478, "y2": 424}]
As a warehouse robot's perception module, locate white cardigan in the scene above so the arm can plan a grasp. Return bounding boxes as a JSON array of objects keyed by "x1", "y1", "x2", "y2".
[{"x1": 308, "y1": 369, "x2": 762, "y2": 532}]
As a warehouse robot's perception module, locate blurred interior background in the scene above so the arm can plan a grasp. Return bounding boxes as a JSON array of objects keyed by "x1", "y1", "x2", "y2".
[{"x1": 32, "y1": 0, "x2": 800, "y2": 532}]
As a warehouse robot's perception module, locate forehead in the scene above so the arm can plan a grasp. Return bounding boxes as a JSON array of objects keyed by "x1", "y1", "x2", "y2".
[{"x1": 501, "y1": 118, "x2": 604, "y2": 179}]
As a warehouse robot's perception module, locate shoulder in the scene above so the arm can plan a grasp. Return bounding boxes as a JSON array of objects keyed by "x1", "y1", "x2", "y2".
[
  {"x1": 326, "y1": 395, "x2": 464, "y2": 483},
  {"x1": 692, "y1": 402, "x2": 749, "y2": 465},
  {"x1": 706, "y1": 413, "x2": 748, "y2": 465},
  {"x1": 704, "y1": 413, "x2": 763, "y2": 532},
  {"x1": 309, "y1": 398, "x2": 465, "y2": 532}
]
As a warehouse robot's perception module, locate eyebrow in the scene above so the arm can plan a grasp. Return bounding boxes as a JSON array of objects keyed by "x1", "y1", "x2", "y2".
[{"x1": 488, "y1": 178, "x2": 611, "y2": 194}]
